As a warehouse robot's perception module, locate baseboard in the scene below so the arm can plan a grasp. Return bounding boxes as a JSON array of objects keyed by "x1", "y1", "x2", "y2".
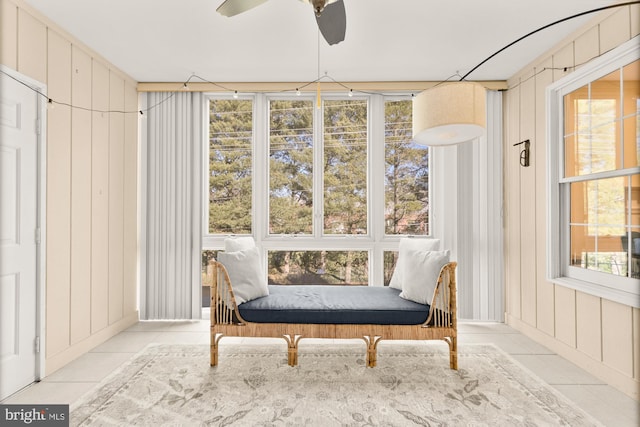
[
  {"x1": 506, "y1": 314, "x2": 639, "y2": 401},
  {"x1": 44, "y1": 311, "x2": 139, "y2": 376}
]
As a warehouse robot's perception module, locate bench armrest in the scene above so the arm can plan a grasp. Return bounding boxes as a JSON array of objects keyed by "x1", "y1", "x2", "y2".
[
  {"x1": 211, "y1": 261, "x2": 246, "y2": 325},
  {"x1": 425, "y1": 262, "x2": 457, "y2": 328}
]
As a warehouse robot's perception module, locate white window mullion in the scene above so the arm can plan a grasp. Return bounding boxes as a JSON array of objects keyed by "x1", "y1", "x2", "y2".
[
  {"x1": 314, "y1": 98, "x2": 324, "y2": 238},
  {"x1": 627, "y1": 176, "x2": 633, "y2": 277},
  {"x1": 619, "y1": 67, "x2": 624, "y2": 170},
  {"x1": 254, "y1": 94, "x2": 267, "y2": 243},
  {"x1": 369, "y1": 94, "x2": 385, "y2": 286},
  {"x1": 201, "y1": 98, "x2": 212, "y2": 249},
  {"x1": 254, "y1": 94, "x2": 268, "y2": 274}
]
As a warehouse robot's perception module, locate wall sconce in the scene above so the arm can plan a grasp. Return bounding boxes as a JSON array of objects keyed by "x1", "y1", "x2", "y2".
[{"x1": 513, "y1": 139, "x2": 530, "y2": 167}]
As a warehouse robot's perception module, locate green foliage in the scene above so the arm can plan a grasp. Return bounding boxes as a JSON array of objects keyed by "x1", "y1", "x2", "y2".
[
  {"x1": 383, "y1": 251, "x2": 398, "y2": 286},
  {"x1": 201, "y1": 250, "x2": 218, "y2": 269},
  {"x1": 323, "y1": 100, "x2": 368, "y2": 234},
  {"x1": 384, "y1": 100, "x2": 429, "y2": 235},
  {"x1": 209, "y1": 99, "x2": 253, "y2": 234},
  {"x1": 268, "y1": 250, "x2": 368, "y2": 285},
  {"x1": 209, "y1": 97, "x2": 428, "y2": 238},
  {"x1": 269, "y1": 100, "x2": 314, "y2": 234}
]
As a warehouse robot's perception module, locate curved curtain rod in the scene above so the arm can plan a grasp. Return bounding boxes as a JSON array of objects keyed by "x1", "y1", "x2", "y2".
[{"x1": 460, "y1": 1, "x2": 640, "y2": 81}]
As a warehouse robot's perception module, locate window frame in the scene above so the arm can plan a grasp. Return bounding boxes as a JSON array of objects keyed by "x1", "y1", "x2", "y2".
[
  {"x1": 264, "y1": 94, "x2": 372, "y2": 239},
  {"x1": 546, "y1": 35, "x2": 640, "y2": 308},
  {"x1": 203, "y1": 92, "x2": 433, "y2": 286}
]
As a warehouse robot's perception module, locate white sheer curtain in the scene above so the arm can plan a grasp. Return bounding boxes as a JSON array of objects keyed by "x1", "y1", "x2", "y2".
[
  {"x1": 432, "y1": 90, "x2": 503, "y2": 321},
  {"x1": 470, "y1": 90, "x2": 504, "y2": 321},
  {"x1": 139, "y1": 92, "x2": 203, "y2": 319}
]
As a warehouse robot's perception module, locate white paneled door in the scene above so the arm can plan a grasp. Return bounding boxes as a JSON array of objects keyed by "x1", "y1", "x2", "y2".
[{"x1": 0, "y1": 69, "x2": 40, "y2": 400}]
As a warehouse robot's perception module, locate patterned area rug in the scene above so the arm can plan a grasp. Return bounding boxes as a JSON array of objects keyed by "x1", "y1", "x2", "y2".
[{"x1": 71, "y1": 342, "x2": 602, "y2": 426}]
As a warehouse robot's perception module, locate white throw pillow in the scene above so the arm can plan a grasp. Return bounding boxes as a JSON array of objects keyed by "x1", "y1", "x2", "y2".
[
  {"x1": 224, "y1": 236, "x2": 256, "y2": 252},
  {"x1": 399, "y1": 249, "x2": 450, "y2": 305},
  {"x1": 217, "y1": 246, "x2": 268, "y2": 305},
  {"x1": 389, "y1": 238, "x2": 441, "y2": 290}
]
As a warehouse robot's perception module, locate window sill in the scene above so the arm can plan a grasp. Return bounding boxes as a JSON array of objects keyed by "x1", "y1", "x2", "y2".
[{"x1": 549, "y1": 275, "x2": 640, "y2": 308}]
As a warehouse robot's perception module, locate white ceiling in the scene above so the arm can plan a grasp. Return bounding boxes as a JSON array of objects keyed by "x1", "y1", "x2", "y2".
[{"x1": 23, "y1": 0, "x2": 621, "y2": 83}]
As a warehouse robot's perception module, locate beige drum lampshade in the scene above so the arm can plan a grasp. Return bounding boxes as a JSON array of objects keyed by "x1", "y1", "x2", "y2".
[{"x1": 412, "y1": 82, "x2": 486, "y2": 146}]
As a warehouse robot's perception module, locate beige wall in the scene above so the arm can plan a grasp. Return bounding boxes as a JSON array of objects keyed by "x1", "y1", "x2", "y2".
[
  {"x1": 504, "y1": 5, "x2": 640, "y2": 400},
  {"x1": 1, "y1": 0, "x2": 138, "y2": 374}
]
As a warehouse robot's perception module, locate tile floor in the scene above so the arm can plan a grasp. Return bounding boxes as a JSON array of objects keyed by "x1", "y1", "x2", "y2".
[{"x1": 2, "y1": 315, "x2": 639, "y2": 426}]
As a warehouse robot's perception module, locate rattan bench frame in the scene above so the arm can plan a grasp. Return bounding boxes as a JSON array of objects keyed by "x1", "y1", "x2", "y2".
[{"x1": 210, "y1": 261, "x2": 457, "y2": 369}]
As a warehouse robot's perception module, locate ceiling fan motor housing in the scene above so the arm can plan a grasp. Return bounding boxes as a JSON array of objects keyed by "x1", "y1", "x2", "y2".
[{"x1": 310, "y1": 0, "x2": 330, "y2": 16}]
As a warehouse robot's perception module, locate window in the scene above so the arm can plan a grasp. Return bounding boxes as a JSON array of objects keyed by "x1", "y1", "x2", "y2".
[
  {"x1": 268, "y1": 250, "x2": 368, "y2": 285},
  {"x1": 383, "y1": 99, "x2": 429, "y2": 285},
  {"x1": 384, "y1": 99, "x2": 429, "y2": 235},
  {"x1": 267, "y1": 98, "x2": 369, "y2": 236},
  {"x1": 548, "y1": 37, "x2": 639, "y2": 307},
  {"x1": 208, "y1": 98, "x2": 253, "y2": 234},
  {"x1": 205, "y1": 93, "x2": 430, "y2": 286},
  {"x1": 269, "y1": 99, "x2": 314, "y2": 234},
  {"x1": 323, "y1": 99, "x2": 368, "y2": 235}
]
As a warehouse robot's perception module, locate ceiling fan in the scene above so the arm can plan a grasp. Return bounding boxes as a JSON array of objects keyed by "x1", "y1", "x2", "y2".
[{"x1": 216, "y1": 0, "x2": 347, "y2": 45}]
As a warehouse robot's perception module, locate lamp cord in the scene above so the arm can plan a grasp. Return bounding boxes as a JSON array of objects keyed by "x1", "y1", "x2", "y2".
[{"x1": 460, "y1": 1, "x2": 640, "y2": 81}]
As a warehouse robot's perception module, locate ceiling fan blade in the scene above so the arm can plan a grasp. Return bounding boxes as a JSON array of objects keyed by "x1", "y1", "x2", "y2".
[
  {"x1": 315, "y1": 0, "x2": 346, "y2": 45},
  {"x1": 216, "y1": 0, "x2": 269, "y2": 17}
]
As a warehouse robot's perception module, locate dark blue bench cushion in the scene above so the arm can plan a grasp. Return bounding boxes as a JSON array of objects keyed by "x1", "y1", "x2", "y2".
[{"x1": 237, "y1": 285, "x2": 429, "y2": 325}]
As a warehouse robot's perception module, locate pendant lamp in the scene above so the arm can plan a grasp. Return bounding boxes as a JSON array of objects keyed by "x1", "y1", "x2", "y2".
[{"x1": 412, "y1": 82, "x2": 486, "y2": 146}]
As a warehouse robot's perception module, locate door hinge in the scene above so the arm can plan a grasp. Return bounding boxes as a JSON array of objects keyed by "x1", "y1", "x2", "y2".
[
  {"x1": 35, "y1": 228, "x2": 41, "y2": 244},
  {"x1": 35, "y1": 118, "x2": 41, "y2": 135},
  {"x1": 34, "y1": 336, "x2": 40, "y2": 353}
]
